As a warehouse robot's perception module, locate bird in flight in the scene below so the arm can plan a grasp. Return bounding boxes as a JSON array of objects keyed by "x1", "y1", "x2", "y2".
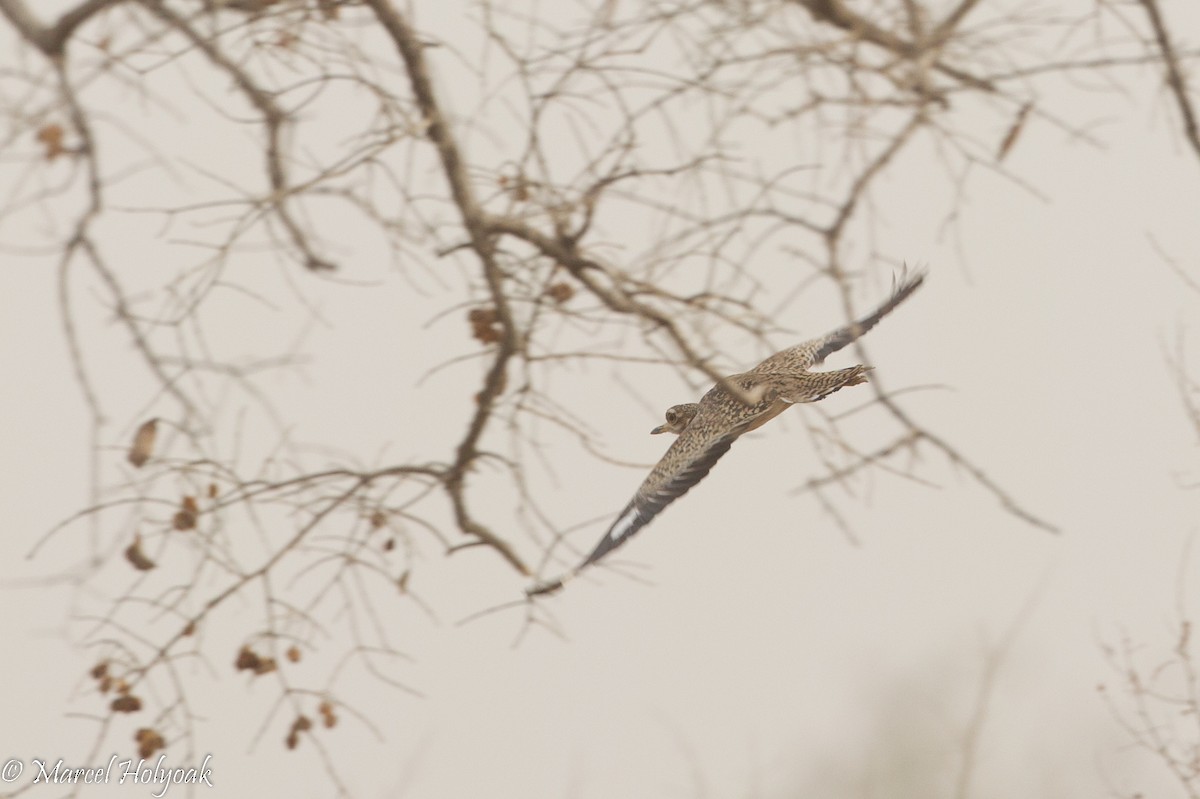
[{"x1": 528, "y1": 270, "x2": 925, "y2": 595}]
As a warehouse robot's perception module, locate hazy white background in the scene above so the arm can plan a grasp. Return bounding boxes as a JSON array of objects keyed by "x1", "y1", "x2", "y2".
[{"x1": 3, "y1": 2, "x2": 1200, "y2": 797}]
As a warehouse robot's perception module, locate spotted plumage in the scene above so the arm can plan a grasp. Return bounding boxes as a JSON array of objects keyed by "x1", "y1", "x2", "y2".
[{"x1": 528, "y1": 270, "x2": 925, "y2": 595}]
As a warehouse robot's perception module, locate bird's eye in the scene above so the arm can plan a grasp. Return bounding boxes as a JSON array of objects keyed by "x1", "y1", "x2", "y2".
[{"x1": 666, "y1": 410, "x2": 676, "y2": 423}]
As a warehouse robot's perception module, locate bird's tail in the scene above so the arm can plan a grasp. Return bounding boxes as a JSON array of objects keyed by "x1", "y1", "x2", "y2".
[
  {"x1": 798, "y1": 364, "x2": 873, "y2": 403},
  {"x1": 842, "y1": 364, "x2": 873, "y2": 388}
]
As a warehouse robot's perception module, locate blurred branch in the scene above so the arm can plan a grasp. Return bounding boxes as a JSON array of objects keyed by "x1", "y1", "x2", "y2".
[
  {"x1": 1137, "y1": 0, "x2": 1200, "y2": 163},
  {"x1": 138, "y1": 0, "x2": 336, "y2": 271},
  {"x1": 6, "y1": 0, "x2": 1185, "y2": 792},
  {"x1": 792, "y1": 0, "x2": 996, "y2": 92},
  {"x1": 364, "y1": 0, "x2": 529, "y2": 574},
  {"x1": 0, "y1": 0, "x2": 122, "y2": 57}
]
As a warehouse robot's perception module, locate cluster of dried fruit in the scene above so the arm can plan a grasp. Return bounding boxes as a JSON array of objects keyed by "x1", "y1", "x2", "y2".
[
  {"x1": 173, "y1": 495, "x2": 199, "y2": 531},
  {"x1": 317, "y1": 699, "x2": 337, "y2": 729},
  {"x1": 284, "y1": 714, "x2": 311, "y2": 750},
  {"x1": 111, "y1": 694, "x2": 142, "y2": 713},
  {"x1": 135, "y1": 728, "x2": 166, "y2": 758},
  {"x1": 91, "y1": 663, "x2": 159, "y2": 746},
  {"x1": 284, "y1": 699, "x2": 338, "y2": 751},
  {"x1": 123, "y1": 486, "x2": 222, "y2": 571},
  {"x1": 234, "y1": 645, "x2": 277, "y2": 676},
  {"x1": 91, "y1": 660, "x2": 142, "y2": 713},
  {"x1": 36, "y1": 123, "x2": 67, "y2": 160},
  {"x1": 468, "y1": 306, "x2": 502, "y2": 344},
  {"x1": 543, "y1": 282, "x2": 573, "y2": 304},
  {"x1": 91, "y1": 661, "x2": 114, "y2": 693}
]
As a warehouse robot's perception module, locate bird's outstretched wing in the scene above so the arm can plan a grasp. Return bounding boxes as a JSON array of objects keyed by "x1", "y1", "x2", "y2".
[
  {"x1": 577, "y1": 386, "x2": 766, "y2": 569},
  {"x1": 749, "y1": 269, "x2": 925, "y2": 374},
  {"x1": 543, "y1": 269, "x2": 926, "y2": 585}
]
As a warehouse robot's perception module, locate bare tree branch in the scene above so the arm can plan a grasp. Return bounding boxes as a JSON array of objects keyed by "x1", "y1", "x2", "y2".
[
  {"x1": 5, "y1": 0, "x2": 1194, "y2": 791},
  {"x1": 1137, "y1": 0, "x2": 1200, "y2": 163},
  {"x1": 0, "y1": 0, "x2": 122, "y2": 57}
]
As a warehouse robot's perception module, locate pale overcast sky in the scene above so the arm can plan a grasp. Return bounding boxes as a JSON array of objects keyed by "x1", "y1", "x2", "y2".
[{"x1": 3, "y1": 2, "x2": 1200, "y2": 798}]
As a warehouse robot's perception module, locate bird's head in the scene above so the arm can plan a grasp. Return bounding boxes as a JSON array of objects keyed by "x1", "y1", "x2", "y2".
[{"x1": 651, "y1": 403, "x2": 699, "y2": 435}]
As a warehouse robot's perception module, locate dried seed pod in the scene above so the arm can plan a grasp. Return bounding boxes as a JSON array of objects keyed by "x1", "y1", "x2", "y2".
[
  {"x1": 467, "y1": 307, "x2": 497, "y2": 326},
  {"x1": 127, "y1": 419, "x2": 158, "y2": 468},
  {"x1": 235, "y1": 646, "x2": 261, "y2": 672},
  {"x1": 124, "y1": 537, "x2": 156, "y2": 571},
  {"x1": 252, "y1": 657, "x2": 277, "y2": 676},
  {"x1": 467, "y1": 307, "x2": 504, "y2": 344},
  {"x1": 111, "y1": 695, "x2": 142, "y2": 713},
  {"x1": 473, "y1": 324, "x2": 502, "y2": 344},
  {"x1": 90, "y1": 662, "x2": 108, "y2": 680},
  {"x1": 36, "y1": 123, "x2": 66, "y2": 160},
  {"x1": 543, "y1": 282, "x2": 574, "y2": 304},
  {"x1": 286, "y1": 646, "x2": 301, "y2": 663},
  {"x1": 173, "y1": 495, "x2": 197, "y2": 531},
  {"x1": 318, "y1": 700, "x2": 337, "y2": 729},
  {"x1": 286, "y1": 715, "x2": 312, "y2": 749},
  {"x1": 135, "y1": 728, "x2": 166, "y2": 758}
]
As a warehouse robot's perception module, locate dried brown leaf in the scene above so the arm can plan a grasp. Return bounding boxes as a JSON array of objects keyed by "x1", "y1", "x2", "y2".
[
  {"x1": 235, "y1": 646, "x2": 260, "y2": 672},
  {"x1": 135, "y1": 728, "x2": 166, "y2": 758},
  {"x1": 36, "y1": 124, "x2": 65, "y2": 160},
  {"x1": 173, "y1": 508, "x2": 197, "y2": 531},
  {"x1": 544, "y1": 282, "x2": 574, "y2": 304},
  {"x1": 318, "y1": 700, "x2": 337, "y2": 729},
  {"x1": 127, "y1": 419, "x2": 157, "y2": 468},
  {"x1": 111, "y1": 695, "x2": 142, "y2": 713},
  {"x1": 124, "y1": 537, "x2": 156, "y2": 571}
]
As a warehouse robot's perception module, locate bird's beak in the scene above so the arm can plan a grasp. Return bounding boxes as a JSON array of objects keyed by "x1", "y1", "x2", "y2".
[{"x1": 650, "y1": 424, "x2": 667, "y2": 435}]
